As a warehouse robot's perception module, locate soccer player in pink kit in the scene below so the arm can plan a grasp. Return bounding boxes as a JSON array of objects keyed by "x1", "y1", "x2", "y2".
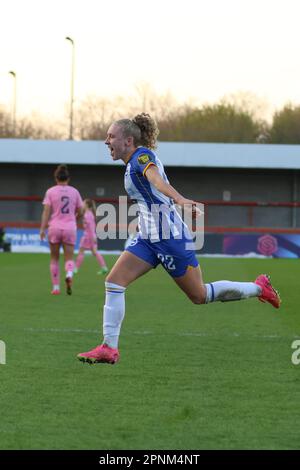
[
  {"x1": 40, "y1": 164, "x2": 83, "y2": 295},
  {"x1": 75, "y1": 199, "x2": 108, "y2": 274}
]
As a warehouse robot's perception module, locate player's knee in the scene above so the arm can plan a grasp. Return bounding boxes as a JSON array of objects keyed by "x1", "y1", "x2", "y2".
[
  {"x1": 190, "y1": 295, "x2": 206, "y2": 305},
  {"x1": 188, "y1": 289, "x2": 206, "y2": 305}
]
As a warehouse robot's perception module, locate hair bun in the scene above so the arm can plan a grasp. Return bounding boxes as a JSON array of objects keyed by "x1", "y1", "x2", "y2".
[{"x1": 54, "y1": 164, "x2": 70, "y2": 182}]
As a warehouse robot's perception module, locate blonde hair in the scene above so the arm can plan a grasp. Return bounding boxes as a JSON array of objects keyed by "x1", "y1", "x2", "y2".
[
  {"x1": 84, "y1": 199, "x2": 96, "y2": 218},
  {"x1": 115, "y1": 113, "x2": 159, "y2": 149}
]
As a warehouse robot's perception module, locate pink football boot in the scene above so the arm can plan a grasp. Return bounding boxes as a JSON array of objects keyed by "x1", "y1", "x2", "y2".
[
  {"x1": 51, "y1": 289, "x2": 60, "y2": 295},
  {"x1": 255, "y1": 274, "x2": 281, "y2": 309},
  {"x1": 77, "y1": 343, "x2": 119, "y2": 365}
]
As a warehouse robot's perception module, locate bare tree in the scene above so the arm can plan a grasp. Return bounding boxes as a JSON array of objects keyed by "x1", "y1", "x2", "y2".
[
  {"x1": 222, "y1": 90, "x2": 271, "y2": 122},
  {"x1": 0, "y1": 106, "x2": 64, "y2": 139}
]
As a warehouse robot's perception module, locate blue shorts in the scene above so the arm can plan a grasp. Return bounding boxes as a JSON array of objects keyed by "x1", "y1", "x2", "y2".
[{"x1": 125, "y1": 234, "x2": 199, "y2": 278}]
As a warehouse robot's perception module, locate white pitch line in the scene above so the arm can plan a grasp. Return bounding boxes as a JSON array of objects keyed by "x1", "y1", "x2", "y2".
[{"x1": 22, "y1": 327, "x2": 299, "y2": 340}]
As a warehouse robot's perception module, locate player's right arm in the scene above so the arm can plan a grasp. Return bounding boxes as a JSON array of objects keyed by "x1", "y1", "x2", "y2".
[{"x1": 40, "y1": 204, "x2": 51, "y2": 240}]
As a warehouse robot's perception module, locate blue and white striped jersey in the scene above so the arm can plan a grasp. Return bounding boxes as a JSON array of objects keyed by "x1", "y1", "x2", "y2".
[{"x1": 124, "y1": 147, "x2": 189, "y2": 242}]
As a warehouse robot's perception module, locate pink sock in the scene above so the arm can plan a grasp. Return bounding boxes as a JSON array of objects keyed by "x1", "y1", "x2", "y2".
[
  {"x1": 95, "y1": 252, "x2": 106, "y2": 267},
  {"x1": 50, "y1": 260, "x2": 60, "y2": 285},
  {"x1": 65, "y1": 260, "x2": 74, "y2": 274},
  {"x1": 76, "y1": 252, "x2": 84, "y2": 269}
]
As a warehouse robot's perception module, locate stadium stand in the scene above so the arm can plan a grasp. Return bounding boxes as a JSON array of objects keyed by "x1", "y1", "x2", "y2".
[{"x1": 0, "y1": 139, "x2": 300, "y2": 256}]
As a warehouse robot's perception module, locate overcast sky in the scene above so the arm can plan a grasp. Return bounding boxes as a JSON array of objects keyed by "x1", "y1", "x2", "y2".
[{"x1": 1, "y1": 0, "x2": 300, "y2": 119}]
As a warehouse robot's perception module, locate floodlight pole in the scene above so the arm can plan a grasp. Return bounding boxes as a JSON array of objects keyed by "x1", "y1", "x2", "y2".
[
  {"x1": 8, "y1": 71, "x2": 17, "y2": 136},
  {"x1": 65, "y1": 37, "x2": 75, "y2": 140}
]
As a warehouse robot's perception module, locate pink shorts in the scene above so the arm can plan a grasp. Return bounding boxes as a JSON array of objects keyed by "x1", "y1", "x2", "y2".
[
  {"x1": 48, "y1": 227, "x2": 77, "y2": 246},
  {"x1": 79, "y1": 236, "x2": 97, "y2": 250}
]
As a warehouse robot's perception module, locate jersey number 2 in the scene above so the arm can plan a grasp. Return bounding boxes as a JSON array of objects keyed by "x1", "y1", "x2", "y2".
[{"x1": 61, "y1": 196, "x2": 70, "y2": 214}]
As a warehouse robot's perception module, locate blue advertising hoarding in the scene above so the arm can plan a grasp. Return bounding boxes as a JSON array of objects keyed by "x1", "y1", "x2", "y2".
[
  {"x1": 4, "y1": 228, "x2": 83, "y2": 253},
  {"x1": 224, "y1": 233, "x2": 300, "y2": 258},
  {"x1": 2, "y1": 228, "x2": 300, "y2": 258}
]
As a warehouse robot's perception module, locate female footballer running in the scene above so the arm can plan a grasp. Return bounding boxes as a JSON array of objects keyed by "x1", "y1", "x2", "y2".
[{"x1": 78, "y1": 113, "x2": 280, "y2": 364}]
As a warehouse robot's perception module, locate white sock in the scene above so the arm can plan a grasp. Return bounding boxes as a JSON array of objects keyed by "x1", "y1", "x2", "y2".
[
  {"x1": 53, "y1": 284, "x2": 60, "y2": 291},
  {"x1": 205, "y1": 281, "x2": 261, "y2": 303},
  {"x1": 103, "y1": 282, "x2": 126, "y2": 349}
]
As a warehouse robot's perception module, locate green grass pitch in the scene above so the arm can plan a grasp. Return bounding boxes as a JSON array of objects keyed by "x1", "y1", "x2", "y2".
[{"x1": 0, "y1": 253, "x2": 300, "y2": 450}]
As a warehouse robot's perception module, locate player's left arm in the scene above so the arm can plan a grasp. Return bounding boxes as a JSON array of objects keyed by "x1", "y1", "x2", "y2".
[
  {"x1": 76, "y1": 193, "x2": 84, "y2": 220},
  {"x1": 76, "y1": 206, "x2": 84, "y2": 220},
  {"x1": 40, "y1": 204, "x2": 51, "y2": 240},
  {"x1": 144, "y1": 165, "x2": 198, "y2": 208}
]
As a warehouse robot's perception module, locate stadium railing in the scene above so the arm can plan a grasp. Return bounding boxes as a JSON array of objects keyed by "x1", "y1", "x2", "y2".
[{"x1": 0, "y1": 196, "x2": 300, "y2": 233}]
